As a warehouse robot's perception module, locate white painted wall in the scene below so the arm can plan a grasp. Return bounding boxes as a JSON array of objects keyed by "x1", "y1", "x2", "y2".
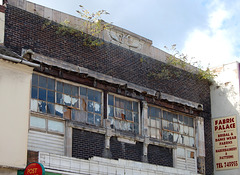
[
  {"x1": 0, "y1": 12, "x2": 5, "y2": 44},
  {"x1": 0, "y1": 59, "x2": 33, "y2": 169},
  {"x1": 39, "y1": 152, "x2": 199, "y2": 175},
  {"x1": 211, "y1": 62, "x2": 240, "y2": 175}
]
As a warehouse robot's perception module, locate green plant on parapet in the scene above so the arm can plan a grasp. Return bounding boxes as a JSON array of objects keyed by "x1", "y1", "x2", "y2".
[
  {"x1": 42, "y1": 5, "x2": 110, "y2": 47},
  {"x1": 149, "y1": 44, "x2": 216, "y2": 82}
]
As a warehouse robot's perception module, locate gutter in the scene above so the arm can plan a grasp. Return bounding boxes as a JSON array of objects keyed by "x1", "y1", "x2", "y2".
[{"x1": 0, "y1": 53, "x2": 40, "y2": 67}]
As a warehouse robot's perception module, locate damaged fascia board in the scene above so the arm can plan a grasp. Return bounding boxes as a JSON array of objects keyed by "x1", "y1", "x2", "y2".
[
  {"x1": 161, "y1": 93, "x2": 203, "y2": 110},
  {"x1": 27, "y1": 50, "x2": 203, "y2": 110}
]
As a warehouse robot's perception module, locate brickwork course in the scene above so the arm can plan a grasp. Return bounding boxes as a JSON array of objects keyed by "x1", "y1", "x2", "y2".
[{"x1": 4, "y1": 5, "x2": 213, "y2": 174}]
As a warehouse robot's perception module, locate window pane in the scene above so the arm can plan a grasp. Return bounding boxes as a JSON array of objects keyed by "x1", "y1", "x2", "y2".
[
  {"x1": 156, "y1": 119, "x2": 161, "y2": 128},
  {"x1": 88, "y1": 89, "x2": 95, "y2": 101},
  {"x1": 57, "y1": 93, "x2": 63, "y2": 104},
  {"x1": 57, "y1": 82, "x2": 63, "y2": 92},
  {"x1": 39, "y1": 88, "x2": 46, "y2": 101},
  {"x1": 184, "y1": 125, "x2": 189, "y2": 135},
  {"x1": 115, "y1": 97, "x2": 120, "y2": 108},
  {"x1": 31, "y1": 99, "x2": 38, "y2": 112},
  {"x1": 177, "y1": 148, "x2": 185, "y2": 157},
  {"x1": 174, "y1": 123, "x2": 179, "y2": 132},
  {"x1": 108, "y1": 106, "x2": 114, "y2": 117},
  {"x1": 55, "y1": 104, "x2": 63, "y2": 117},
  {"x1": 189, "y1": 117, "x2": 194, "y2": 127},
  {"x1": 64, "y1": 84, "x2": 72, "y2": 95},
  {"x1": 179, "y1": 124, "x2": 184, "y2": 134},
  {"x1": 174, "y1": 133, "x2": 179, "y2": 143},
  {"x1": 94, "y1": 103, "x2": 101, "y2": 114},
  {"x1": 119, "y1": 99, "x2": 125, "y2": 108},
  {"x1": 150, "y1": 107, "x2": 156, "y2": 117},
  {"x1": 126, "y1": 111, "x2": 132, "y2": 121},
  {"x1": 133, "y1": 102, "x2": 138, "y2": 112},
  {"x1": 108, "y1": 95, "x2": 114, "y2": 105},
  {"x1": 133, "y1": 112, "x2": 138, "y2": 123},
  {"x1": 125, "y1": 101, "x2": 132, "y2": 110},
  {"x1": 47, "y1": 90, "x2": 55, "y2": 103},
  {"x1": 48, "y1": 120, "x2": 64, "y2": 133},
  {"x1": 95, "y1": 115, "x2": 101, "y2": 126},
  {"x1": 30, "y1": 116, "x2": 46, "y2": 129},
  {"x1": 163, "y1": 111, "x2": 168, "y2": 120},
  {"x1": 184, "y1": 136, "x2": 189, "y2": 146},
  {"x1": 115, "y1": 108, "x2": 124, "y2": 118},
  {"x1": 88, "y1": 101, "x2": 94, "y2": 112},
  {"x1": 163, "y1": 130, "x2": 168, "y2": 140},
  {"x1": 189, "y1": 127, "x2": 194, "y2": 137},
  {"x1": 80, "y1": 87, "x2": 87, "y2": 96},
  {"x1": 187, "y1": 150, "x2": 195, "y2": 158},
  {"x1": 31, "y1": 87, "x2": 38, "y2": 99},
  {"x1": 38, "y1": 101, "x2": 46, "y2": 113},
  {"x1": 184, "y1": 116, "x2": 188, "y2": 125},
  {"x1": 47, "y1": 103, "x2": 55, "y2": 114},
  {"x1": 168, "y1": 132, "x2": 173, "y2": 142},
  {"x1": 162, "y1": 120, "x2": 168, "y2": 130},
  {"x1": 72, "y1": 109, "x2": 81, "y2": 121},
  {"x1": 80, "y1": 98, "x2": 87, "y2": 111},
  {"x1": 168, "y1": 112, "x2": 173, "y2": 122},
  {"x1": 189, "y1": 137, "x2": 195, "y2": 147},
  {"x1": 63, "y1": 94, "x2": 71, "y2": 106},
  {"x1": 87, "y1": 113, "x2": 94, "y2": 124},
  {"x1": 72, "y1": 97, "x2": 79, "y2": 108},
  {"x1": 32, "y1": 74, "x2": 38, "y2": 86},
  {"x1": 168, "y1": 122, "x2": 174, "y2": 131},
  {"x1": 179, "y1": 115, "x2": 184, "y2": 124},
  {"x1": 72, "y1": 86, "x2": 79, "y2": 97},
  {"x1": 150, "y1": 118, "x2": 156, "y2": 127},
  {"x1": 173, "y1": 114, "x2": 178, "y2": 122},
  {"x1": 47, "y1": 78, "x2": 55, "y2": 90},
  {"x1": 151, "y1": 128, "x2": 156, "y2": 138},
  {"x1": 95, "y1": 91, "x2": 101, "y2": 103},
  {"x1": 39, "y1": 76, "x2": 47, "y2": 88}
]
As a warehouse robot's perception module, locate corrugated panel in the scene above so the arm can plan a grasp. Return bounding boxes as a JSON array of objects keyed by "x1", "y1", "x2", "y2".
[
  {"x1": 186, "y1": 158, "x2": 196, "y2": 172},
  {"x1": 28, "y1": 130, "x2": 64, "y2": 155},
  {"x1": 176, "y1": 158, "x2": 186, "y2": 169},
  {"x1": 176, "y1": 157, "x2": 196, "y2": 173}
]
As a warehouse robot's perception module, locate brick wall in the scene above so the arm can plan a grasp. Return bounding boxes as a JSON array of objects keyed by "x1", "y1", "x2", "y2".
[
  {"x1": 4, "y1": 5, "x2": 213, "y2": 174},
  {"x1": 148, "y1": 144, "x2": 173, "y2": 167},
  {"x1": 72, "y1": 129, "x2": 105, "y2": 159},
  {"x1": 110, "y1": 137, "x2": 143, "y2": 162},
  {"x1": 4, "y1": 5, "x2": 210, "y2": 113}
]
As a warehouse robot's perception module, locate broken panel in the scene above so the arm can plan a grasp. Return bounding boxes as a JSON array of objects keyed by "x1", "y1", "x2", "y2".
[
  {"x1": 38, "y1": 101, "x2": 46, "y2": 113},
  {"x1": 55, "y1": 104, "x2": 63, "y2": 117},
  {"x1": 47, "y1": 103, "x2": 55, "y2": 115},
  {"x1": 87, "y1": 112, "x2": 94, "y2": 124},
  {"x1": 31, "y1": 99, "x2": 38, "y2": 112}
]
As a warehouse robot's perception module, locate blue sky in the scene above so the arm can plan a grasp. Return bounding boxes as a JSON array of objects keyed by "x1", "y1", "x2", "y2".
[{"x1": 27, "y1": 0, "x2": 240, "y2": 68}]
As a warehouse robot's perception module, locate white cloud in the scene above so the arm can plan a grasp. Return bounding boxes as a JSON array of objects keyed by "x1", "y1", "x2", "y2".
[{"x1": 182, "y1": 0, "x2": 237, "y2": 68}]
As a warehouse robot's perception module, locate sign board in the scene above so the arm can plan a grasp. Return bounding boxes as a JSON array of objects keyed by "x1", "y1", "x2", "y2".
[
  {"x1": 24, "y1": 162, "x2": 45, "y2": 175},
  {"x1": 213, "y1": 116, "x2": 239, "y2": 170}
]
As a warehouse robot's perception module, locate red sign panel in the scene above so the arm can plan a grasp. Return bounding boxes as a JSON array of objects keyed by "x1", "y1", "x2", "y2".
[{"x1": 24, "y1": 162, "x2": 45, "y2": 175}]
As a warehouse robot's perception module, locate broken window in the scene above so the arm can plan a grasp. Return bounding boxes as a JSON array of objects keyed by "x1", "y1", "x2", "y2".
[
  {"x1": 31, "y1": 73, "x2": 103, "y2": 126},
  {"x1": 148, "y1": 106, "x2": 195, "y2": 147},
  {"x1": 148, "y1": 106, "x2": 161, "y2": 139},
  {"x1": 107, "y1": 94, "x2": 139, "y2": 134}
]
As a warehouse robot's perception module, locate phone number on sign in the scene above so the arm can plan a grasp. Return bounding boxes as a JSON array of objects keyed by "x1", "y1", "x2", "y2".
[{"x1": 224, "y1": 161, "x2": 238, "y2": 167}]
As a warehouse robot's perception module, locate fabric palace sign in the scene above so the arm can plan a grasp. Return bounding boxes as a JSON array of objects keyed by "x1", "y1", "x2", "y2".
[{"x1": 213, "y1": 116, "x2": 239, "y2": 170}]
